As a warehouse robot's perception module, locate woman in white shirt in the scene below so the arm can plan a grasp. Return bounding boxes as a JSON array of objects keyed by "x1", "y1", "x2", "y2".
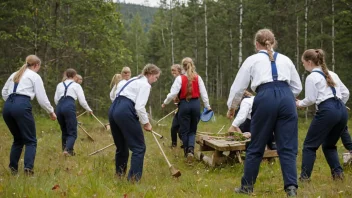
[
  {"x1": 162, "y1": 57, "x2": 211, "y2": 163},
  {"x1": 54, "y1": 68, "x2": 92, "y2": 156},
  {"x1": 227, "y1": 29, "x2": 302, "y2": 196},
  {"x1": 2, "y1": 55, "x2": 56, "y2": 175},
  {"x1": 108, "y1": 64, "x2": 160, "y2": 182},
  {"x1": 296, "y1": 49, "x2": 349, "y2": 181},
  {"x1": 169, "y1": 64, "x2": 183, "y2": 148},
  {"x1": 110, "y1": 66, "x2": 131, "y2": 102}
]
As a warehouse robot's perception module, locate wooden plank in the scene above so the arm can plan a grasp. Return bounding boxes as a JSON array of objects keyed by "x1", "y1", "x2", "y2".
[{"x1": 204, "y1": 139, "x2": 246, "y2": 151}]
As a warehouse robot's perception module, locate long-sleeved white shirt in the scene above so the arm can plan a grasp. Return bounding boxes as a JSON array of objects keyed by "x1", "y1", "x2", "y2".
[
  {"x1": 109, "y1": 79, "x2": 127, "y2": 102},
  {"x1": 2, "y1": 68, "x2": 54, "y2": 113},
  {"x1": 227, "y1": 50, "x2": 302, "y2": 110},
  {"x1": 117, "y1": 76, "x2": 151, "y2": 124},
  {"x1": 54, "y1": 79, "x2": 92, "y2": 112},
  {"x1": 232, "y1": 96, "x2": 254, "y2": 127},
  {"x1": 298, "y1": 67, "x2": 349, "y2": 107},
  {"x1": 163, "y1": 74, "x2": 210, "y2": 108}
]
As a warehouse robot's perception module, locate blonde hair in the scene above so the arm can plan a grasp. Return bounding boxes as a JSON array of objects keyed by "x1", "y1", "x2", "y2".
[
  {"x1": 243, "y1": 90, "x2": 253, "y2": 98},
  {"x1": 302, "y1": 49, "x2": 336, "y2": 87},
  {"x1": 181, "y1": 57, "x2": 197, "y2": 101},
  {"x1": 14, "y1": 55, "x2": 41, "y2": 83},
  {"x1": 110, "y1": 74, "x2": 123, "y2": 88},
  {"x1": 254, "y1": 29, "x2": 277, "y2": 61},
  {"x1": 141, "y1": 64, "x2": 161, "y2": 76},
  {"x1": 171, "y1": 64, "x2": 182, "y2": 74}
]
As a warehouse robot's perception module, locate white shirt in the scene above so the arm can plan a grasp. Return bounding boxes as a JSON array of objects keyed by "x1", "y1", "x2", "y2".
[
  {"x1": 117, "y1": 76, "x2": 151, "y2": 125},
  {"x1": 163, "y1": 74, "x2": 210, "y2": 108},
  {"x1": 54, "y1": 79, "x2": 92, "y2": 112},
  {"x1": 2, "y1": 68, "x2": 54, "y2": 113},
  {"x1": 227, "y1": 50, "x2": 302, "y2": 109},
  {"x1": 109, "y1": 79, "x2": 127, "y2": 102},
  {"x1": 232, "y1": 96, "x2": 254, "y2": 127},
  {"x1": 298, "y1": 67, "x2": 349, "y2": 107}
]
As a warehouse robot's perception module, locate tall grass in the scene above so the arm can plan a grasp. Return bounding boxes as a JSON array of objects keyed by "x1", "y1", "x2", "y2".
[{"x1": 0, "y1": 114, "x2": 351, "y2": 197}]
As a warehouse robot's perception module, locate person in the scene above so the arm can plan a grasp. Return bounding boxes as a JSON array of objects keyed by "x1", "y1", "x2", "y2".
[
  {"x1": 2, "y1": 55, "x2": 57, "y2": 175},
  {"x1": 108, "y1": 64, "x2": 160, "y2": 182},
  {"x1": 109, "y1": 67, "x2": 132, "y2": 102},
  {"x1": 54, "y1": 68, "x2": 93, "y2": 156},
  {"x1": 296, "y1": 49, "x2": 349, "y2": 181},
  {"x1": 75, "y1": 74, "x2": 83, "y2": 84},
  {"x1": 121, "y1": 66, "x2": 132, "y2": 80},
  {"x1": 169, "y1": 64, "x2": 183, "y2": 148},
  {"x1": 109, "y1": 74, "x2": 123, "y2": 102},
  {"x1": 226, "y1": 29, "x2": 302, "y2": 196},
  {"x1": 228, "y1": 90, "x2": 276, "y2": 150},
  {"x1": 162, "y1": 57, "x2": 211, "y2": 163}
]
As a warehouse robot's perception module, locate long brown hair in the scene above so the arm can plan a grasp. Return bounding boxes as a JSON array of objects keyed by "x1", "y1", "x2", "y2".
[
  {"x1": 13, "y1": 55, "x2": 41, "y2": 83},
  {"x1": 181, "y1": 57, "x2": 197, "y2": 101},
  {"x1": 302, "y1": 49, "x2": 336, "y2": 87},
  {"x1": 254, "y1": 29, "x2": 277, "y2": 61}
]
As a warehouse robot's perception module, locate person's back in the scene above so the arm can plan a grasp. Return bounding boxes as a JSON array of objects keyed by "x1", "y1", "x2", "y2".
[{"x1": 227, "y1": 29, "x2": 302, "y2": 197}]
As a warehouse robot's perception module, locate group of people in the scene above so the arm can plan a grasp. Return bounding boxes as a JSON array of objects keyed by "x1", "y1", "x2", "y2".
[
  {"x1": 1, "y1": 57, "x2": 94, "y2": 174},
  {"x1": 1, "y1": 28, "x2": 350, "y2": 197}
]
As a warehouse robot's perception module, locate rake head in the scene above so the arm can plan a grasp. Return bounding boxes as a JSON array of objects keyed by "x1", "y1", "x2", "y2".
[{"x1": 169, "y1": 166, "x2": 181, "y2": 178}]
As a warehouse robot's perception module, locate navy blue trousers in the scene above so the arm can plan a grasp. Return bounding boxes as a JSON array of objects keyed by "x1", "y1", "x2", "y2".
[
  {"x1": 340, "y1": 126, "x2": 352, "y2": 151},
  {"x1": 109, "y1": 96, "x2": 146, "y2": 182},
  {"x1": 241, "y1": 81, "x2": 298, "y2": 190},
  {"x1": 301, "y1": 98, "x2": 348, "y2": 179},
  {"x1": 56, "y1": 97, "x2": 77, "y2": 153},
  {"x1": 178, "y1": 98, "x2": 200, "y2": 155},
  {"x1": 3, "y1": 95, "x2": 37, "y2": 171},
  {"x1": 171, "y1": 111, "x2": 182, "y2": 145}
]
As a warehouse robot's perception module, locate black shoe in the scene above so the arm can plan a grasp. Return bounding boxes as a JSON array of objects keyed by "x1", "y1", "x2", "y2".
[
  {"x1": 285, "y1": 186, "x2": 297, "y2": 197},
  {"x1": 332, "y1": 172, "x2": 344, "y2": 180},
  {"x1": 299, "y1": 176, "x2": 311, "y2": 183},
  {"x1": 9, "y1": 167, "x2": 18, "y2": 175},
  {"x1": 171, "y1": 142, "x2": 177, "y2": 148},
  {"x1": 234, "y1": 186, "x2": 253, "y2": 194},
  {"x1": 24, "y1": 168, "x2": 34, "y2": 176},
  {"x1": 180, "y1": 144, "x2": 184, "y2": 149}
]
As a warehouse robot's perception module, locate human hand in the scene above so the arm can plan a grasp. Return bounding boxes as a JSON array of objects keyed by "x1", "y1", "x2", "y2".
[
  {"x1": 49, "y1": 112, "x2": 57, "y2": 121},
  {"x1": 227, "y1": 109, "x2": 235, "y2": 119},
  {"x1": 161, "y1": 103, "x2": 166, "y2": 108},
  {"x1": 143, "y1": 123, "x2": 152, "y2": 131}
]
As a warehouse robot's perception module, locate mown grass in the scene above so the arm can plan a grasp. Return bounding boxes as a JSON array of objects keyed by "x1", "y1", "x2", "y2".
[{"x1": 0, "y1": 113, "x2": 351, "y2": 197}]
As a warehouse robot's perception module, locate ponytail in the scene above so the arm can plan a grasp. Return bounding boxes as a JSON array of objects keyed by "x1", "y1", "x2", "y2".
[
  {"x1": 265, "y1": 40, "x2": 274, "y2": 61},
  {"x1": 13, "y1": 55, "x2": 41, "y2": 83},
  {"x1": 302, "y1": 49, "x2": 336, "y2": 87},
  {"x1": 13, "y1": 64, "x2": 28, "y2": 83},
  {"x1": 182, "y1": 57, "x2": 197, "y2": 101},
  {"x1": 316, "y1": 49, "x2": 336, "y2": 87}
]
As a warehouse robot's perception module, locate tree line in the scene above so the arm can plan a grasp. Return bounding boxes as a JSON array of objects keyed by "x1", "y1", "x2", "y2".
[{"x1": 1, "y1": 0, "x2": 351, "y2": 117}]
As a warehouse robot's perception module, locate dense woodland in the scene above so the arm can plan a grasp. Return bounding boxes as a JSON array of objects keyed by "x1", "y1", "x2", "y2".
[{"x1": 0, "y1": 0, "x2": 351, "y2": 117}]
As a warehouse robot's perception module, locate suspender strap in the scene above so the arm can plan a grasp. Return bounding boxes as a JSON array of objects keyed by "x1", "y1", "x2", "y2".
[
  {"x1": 116, "y1": 76, "x2": 142, "y2": 97},
  {"x1": 13, "y1": 83, "x2": 19, "y2": 93},
  {"x1": 258, "y1": 51, "x2": 279, "y2": 81},
  {"x1": 63, "y1": 81, "x2": 74, "y2": 97},
  {"x1": 311, "y1": 70, "x2": 337, "y2": 98}
]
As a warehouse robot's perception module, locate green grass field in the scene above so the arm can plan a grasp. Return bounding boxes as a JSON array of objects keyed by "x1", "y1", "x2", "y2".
[{"x1": 0, "y1": 113, "x2": 351, "y2": 197}]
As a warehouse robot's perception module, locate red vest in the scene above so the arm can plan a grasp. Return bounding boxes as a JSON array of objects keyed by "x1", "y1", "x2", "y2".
[{"x1": 179, "y1": 75, "x2": 200, "y2": 99}]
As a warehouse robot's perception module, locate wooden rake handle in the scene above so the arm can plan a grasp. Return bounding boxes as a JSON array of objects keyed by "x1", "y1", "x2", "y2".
[
  {"x1": 91, "y1": 113, "x2": 106, "y2": 128},
  {"x1": 152, "y1": 132, "x2": 172, "y2": 167}
]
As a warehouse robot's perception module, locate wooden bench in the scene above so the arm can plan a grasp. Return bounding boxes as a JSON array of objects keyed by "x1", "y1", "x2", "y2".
[{"x1": 195, "y1": 134, "x2": 278, "y2": 167}]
